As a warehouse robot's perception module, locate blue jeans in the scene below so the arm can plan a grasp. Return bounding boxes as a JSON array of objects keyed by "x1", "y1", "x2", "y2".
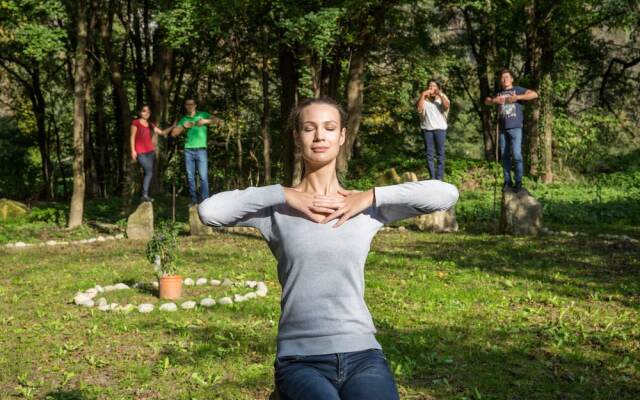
[
  {"x1": 137, "y1": 151, "x2": 155, "y2": 197},
  {"x1": 499, "y1": 127, "x2": 523, "y2": 185},
  {"x1": 184, "y1": 148, "x2": 209, "y2": 203},
  {"x1": 422, "y1": 129, "x2": 446, "y2": 180},
  {"x1": 275, "y1": 349, "x2": 399, "y2": 400}
]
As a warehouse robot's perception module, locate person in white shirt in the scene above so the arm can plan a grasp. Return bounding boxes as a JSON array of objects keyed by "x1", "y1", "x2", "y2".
[{"x1": 416, "y1": 79, "x2": 450, "y2": 180}]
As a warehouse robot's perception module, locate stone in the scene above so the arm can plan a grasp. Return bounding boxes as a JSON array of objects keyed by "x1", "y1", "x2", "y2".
[
  {"x1": 0, "y1": 198, "x2": 28, "y2": 220},
  {"x1": 120, "y1": 304, "x2": 136, "y2": 313},
  {"x1": 401, "y1": 171, "x2": 419, "y2": 183},
  {"x1": 126, "y1": 202, "x2": 154, "y2": 240},
  {"x1": 87, "y1": 238, "x2": 97, "y2": 243},
  {"x1": 138, "y1": 303, "x2": 154, "y2": 313},
  {"x1": 397, "y1": 226, "x2": 407, "y2": 233},
  {"x1": 255, "y1": 282, "x2": 268, "y2": 297},
  {"x1": 218, "y1": 297, "x2": 233, "y2": 305},
  {"x1": 94, "y1": 285, "x2": 104, "y2": 293},
  {"x1": 245, "y1": 281, "x2": 257, "y2": 288},
  {"x1": 74, "y1": 292, "x2": 95, "y2": 305},
  {"x1": 14, "y1": 242, "x2": 27, "y2": 248},
  {"x1": 97, "y1": 236, "x2": 106, "y2": 242},
  {"x1": 233, "y1": 294, "x2": 247, "y2": 302},
  {"x1": 181, "y1": 301, "x2": 196, "y2": 310},
  {"x1": 115, "y1": 233, "x2": 124, "y2": 239},
  {"x1": 159, "y1": 303, "x2": 178, "y2": 312},
  {"x1": 244, "y1": 292, "x2": 257, "y2": 300},
  {"x1": 200, "y1": 298, "x2": 216, "y2": 307},
  {"x1": 85, "y1": 288, "x2": 99, "y2": 296},
  {"x1": 104, "y1": 285, "x2": 116, "y2": 292},
  {"x1": 98, "y1": 304, "x2": 110, "y2": 311},
  {"x1": 152, "y1": 281, "x2": 159, "y2": 289},
  {"x1": 195, "y1": 278, "x2": 208, "y2": 286},
  {"x1": 189, "y1": 205, "x2": 212, "y2": 236},
  {"x1": 500, "y1": 187, "x2": 543, "y2": 235},
  {"x1": 210, "y1": 279, "x2": 221, "y2": 286},
  {"x1": 415, "y1": 209, "x2": 458, "y2": 233},
  {"x1": 109, "y1": 303, "x2": 119, "y2": 311},
  {"x1": 221, "y1": 278, "x2": 233, "y2": 288},
  {"x1": 375, "y1": 168, "x2": 402, "y2": 186},
  {"x1": 46, "y1": 240, "x2": 57, "y2": 246},
  {"x1": 78, "y1": 299, "x2": 94, "y2": 308},
  {"x1": 113, "y1": 283, "x2": 130, "y2": 290},
  {"x1": 183, "y1": 278, "x2": 195, "y2": 286},
  {"x1": 96, "y1": 297, "x2": 107, "y2": 307}
]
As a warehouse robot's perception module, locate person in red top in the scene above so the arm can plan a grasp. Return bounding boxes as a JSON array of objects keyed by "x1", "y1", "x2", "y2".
[{"x1": 130, "y1": 104, "x2": 174, "y2": 202}]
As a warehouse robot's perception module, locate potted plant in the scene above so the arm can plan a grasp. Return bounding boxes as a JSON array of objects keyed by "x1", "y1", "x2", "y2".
[{"x1": 146, "y1": 222, "x2": 181, "y2": 299}]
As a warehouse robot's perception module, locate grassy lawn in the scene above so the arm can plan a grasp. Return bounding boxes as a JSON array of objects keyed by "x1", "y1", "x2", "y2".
[{"x1": 1, "y1": 228, "x2": 638, "y2": 399}]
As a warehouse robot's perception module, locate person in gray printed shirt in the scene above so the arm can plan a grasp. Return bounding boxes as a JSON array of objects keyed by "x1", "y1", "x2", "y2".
[{"x1": 199, "y1": 97, "x2": 459, "y2": 400}]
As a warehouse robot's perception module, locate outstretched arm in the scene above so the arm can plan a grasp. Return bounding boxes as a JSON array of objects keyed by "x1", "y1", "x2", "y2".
[
  {"x1": 373, "y1": 180, "x2": 459, "y2": 224},
  {"x1": 197, "y1": 115, "x2": 222, "y2": 126},
  {"x1": 198, "y1": 185, "x2": 286, "y2": 232}
]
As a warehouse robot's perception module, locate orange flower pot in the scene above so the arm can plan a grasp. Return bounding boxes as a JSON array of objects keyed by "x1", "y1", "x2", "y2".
[{"x1": 159, "y1": 275, "x2": 182, "y2": 300}]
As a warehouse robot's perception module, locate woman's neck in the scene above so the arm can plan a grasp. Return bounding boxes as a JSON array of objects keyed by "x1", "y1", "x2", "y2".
[{"x1": 297, "y1": 162, "x2": 341, "y2": 194}]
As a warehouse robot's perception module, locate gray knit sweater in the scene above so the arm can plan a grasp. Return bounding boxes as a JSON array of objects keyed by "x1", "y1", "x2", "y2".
[{"x1": 198, "y1": 180, "x2": 459, "y2": 356}]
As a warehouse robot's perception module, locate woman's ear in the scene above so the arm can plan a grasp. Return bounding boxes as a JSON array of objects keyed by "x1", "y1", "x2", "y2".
[{"x1": 339, "y1": 127, "x2": 346, "y2": 146}]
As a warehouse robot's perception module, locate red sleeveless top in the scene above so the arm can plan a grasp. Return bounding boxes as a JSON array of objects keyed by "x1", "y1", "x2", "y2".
[{"x1": 132, "y1": 119, "x2": 156, "y2": 153}]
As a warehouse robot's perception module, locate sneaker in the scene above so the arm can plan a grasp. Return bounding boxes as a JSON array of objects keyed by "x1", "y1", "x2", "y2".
[
  {"x1": 514, "y1": 182, "x2": 522, "y2": 193},
  {"x1": 141, "y1": 195, "x2": 154, "y2": 202},
  {"x1": 502, "y1": 182, "x2": 513, "y2": 191}
]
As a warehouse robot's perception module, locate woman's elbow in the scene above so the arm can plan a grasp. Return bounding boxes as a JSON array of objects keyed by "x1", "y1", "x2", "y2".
[
  {"x1": 431, "y1": 180, "x2": 459, "y2": 211},
  {"x1": 197, "y1": 198, "x2": 224, "y2": 227}
]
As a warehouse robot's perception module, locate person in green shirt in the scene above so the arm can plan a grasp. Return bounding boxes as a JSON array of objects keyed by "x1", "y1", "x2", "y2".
[{"x1": 172, "y1": 98, "x2": 221, "y2": 205}]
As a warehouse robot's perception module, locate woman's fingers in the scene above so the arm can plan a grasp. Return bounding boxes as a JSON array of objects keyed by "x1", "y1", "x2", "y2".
[
  {"x1": 310, "y1": 206, "x2": 335, "y2": 214},
  {"x1": 333, "y1": 211, "x2": 353, "y2": 228}
]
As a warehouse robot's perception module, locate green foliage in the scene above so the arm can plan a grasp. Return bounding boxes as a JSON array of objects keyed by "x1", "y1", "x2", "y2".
[
  {"x1": 28, "y1": 206, "x2": 66, "y2": 226},
  {"x1": 146, "y1": 222, "x2": 180, "y2": 278}
]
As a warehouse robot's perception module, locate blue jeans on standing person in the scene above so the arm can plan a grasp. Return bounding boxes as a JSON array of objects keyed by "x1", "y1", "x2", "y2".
[
  {"x1": 499, "y1": 127, "x2": 524, "y2": 186},
  {"x1": 422, "y1": 129, "x2": 446, "y2": 180},
  {"x1": 184, "y1": 148, "x2": 209, "y2": 204},
  {"x1": 275, "y1": 349, "x2": 399, "y2": 400},
  {"x1": 137, "y1": 151, "x2": 155, "y2": 197}
]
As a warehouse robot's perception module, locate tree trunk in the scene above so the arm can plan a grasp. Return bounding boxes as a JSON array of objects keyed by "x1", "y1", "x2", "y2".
[
  {"x1": 337, "y1": 45, "x2": 365, "y2": 174},
  {"x1": 524, "y1": 1, "x2": 541, "y2": 177},
  {"x1": 31, "y1": 69, "x2": 53, "y2": 199},
  {"x1": 461, "y1": 7, "x2": 497, "y2": 161},
  {"x1": 69, "y1": 0, "x2": 90, "y2": 228},
  {"x1": 100, "y1": 3, "x2": 133, "y2": 196},
  {"x1": 260, "y1": 47, "x2": 272, "y2": 185},
  {"x1": 93, "y1": 71, "x2": 108, "y2": 197},
  {"x1": 279, "y1": 43, "x2": 299, "y2": 186}
]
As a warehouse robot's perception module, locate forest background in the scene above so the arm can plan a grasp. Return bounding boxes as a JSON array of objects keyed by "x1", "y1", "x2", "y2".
[{"x1": 0, "y1": 0, "x2": 638, "y2": 228}]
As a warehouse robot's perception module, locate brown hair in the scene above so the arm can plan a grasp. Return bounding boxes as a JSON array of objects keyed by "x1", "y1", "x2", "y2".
[
  {"x1": 288, "y1": 97, "x2": 348, "y2": 134},
  {"x1": 499, "y1": 68, "x2": 514, "y2": 79}
]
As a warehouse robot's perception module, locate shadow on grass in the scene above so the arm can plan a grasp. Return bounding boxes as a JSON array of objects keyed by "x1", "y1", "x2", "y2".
[
  {"x1": 43, "y1": 390, "x2": 93, "y2": 400},
  {"x1": 378, "y1": 324, "x2": 640, "y2": 399},
  {"x1": 373, "y1": 234, "x2": 640, "y2": 308}
]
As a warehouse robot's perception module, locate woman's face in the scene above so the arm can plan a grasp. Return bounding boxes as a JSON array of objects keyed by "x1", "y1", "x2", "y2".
[
  {"x1": 139, "y1": 106, "x2": 151, "y2": 120},
  {"x1": 296, "y1": 103, "x2": 346, "y2": 168},
  {"x1": 428, "y1": 82, "x2": 439, "y2": 93}
]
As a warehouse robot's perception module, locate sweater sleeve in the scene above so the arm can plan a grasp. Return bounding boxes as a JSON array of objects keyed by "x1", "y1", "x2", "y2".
[
  {"x1": 373, "y1": 180, "x2": 459, "y2": 224},
  {"x1": 198, "y1": 184, "x2": 286, "y2": 234}
]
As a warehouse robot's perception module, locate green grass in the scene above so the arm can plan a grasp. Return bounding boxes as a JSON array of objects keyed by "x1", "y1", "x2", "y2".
[{"x1": 1, "y1": 229, "x2": 639, "y2": 399}]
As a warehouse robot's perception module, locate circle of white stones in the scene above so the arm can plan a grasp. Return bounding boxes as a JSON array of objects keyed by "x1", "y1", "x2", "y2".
[{"x1": 72, "y1": 278, "x2": 268, "y2": 313}]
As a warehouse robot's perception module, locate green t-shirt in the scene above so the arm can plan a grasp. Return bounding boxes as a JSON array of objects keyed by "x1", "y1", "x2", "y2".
[{"x1": 177, "y1": 111, "x2": 212, "y2": 148}]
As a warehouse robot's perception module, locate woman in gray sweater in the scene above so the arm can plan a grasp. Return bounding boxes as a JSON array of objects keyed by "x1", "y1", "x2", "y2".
[{"x1": 198, "y1": 97, "x2": 459, "y2": 400}]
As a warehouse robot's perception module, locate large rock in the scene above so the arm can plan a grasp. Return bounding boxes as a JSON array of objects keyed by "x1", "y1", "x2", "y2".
[
  {"x1": 500, "y1": 187, "x2": 542, "y2": 235},
  {"x1": 375, "y1": 168, "x2": 402, "y2": 186},
  {"x1": 189, "y1": 205, "x2": 212, "y2": 235},
  {"x1": 401, "y1": 172, "x2": 458, "y2": 232},
  {"x1": 0, "y1": 199, "x2": 28, "y2": 220},
  {"x1": 126, "y1": 202, "x2": 154, "y2": 240},
  {"x1": 416, "y1": 209, "x2": 458, "y2": 232}
]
